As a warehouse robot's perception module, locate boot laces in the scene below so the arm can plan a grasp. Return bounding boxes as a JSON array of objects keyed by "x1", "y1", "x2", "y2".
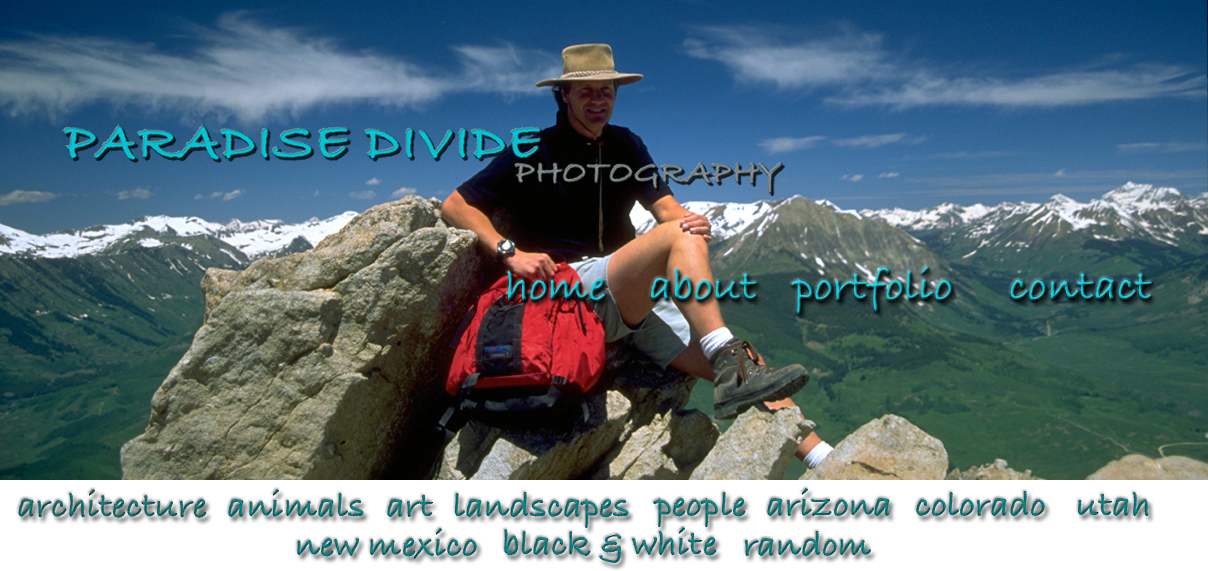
[{"x1": 734, "y1": 341, "x2": 763, "y2": 385}]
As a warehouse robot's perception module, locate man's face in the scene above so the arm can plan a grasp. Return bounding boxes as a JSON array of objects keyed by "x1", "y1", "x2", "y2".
[{"x1": 561, "y1": 80, "x2": 616, "y2": 139}]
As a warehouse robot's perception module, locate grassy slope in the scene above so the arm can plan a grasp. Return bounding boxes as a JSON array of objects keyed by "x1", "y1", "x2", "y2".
[
  {"x1": 0, "y1": 247, "x2": 216, "y2": 398},
  {"x1": 0, "y1": 333, "x2": 192, "y2": 479}
]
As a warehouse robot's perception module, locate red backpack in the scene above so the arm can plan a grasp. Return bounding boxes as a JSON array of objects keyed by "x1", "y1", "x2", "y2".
[{"x1": 440, "y1": 263, "x2": 607, "y2": 433}]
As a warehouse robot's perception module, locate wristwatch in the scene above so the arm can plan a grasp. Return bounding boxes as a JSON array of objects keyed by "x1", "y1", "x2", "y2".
[{"x1": 496, "y1": 239, "x2": 516, "y2": 260}]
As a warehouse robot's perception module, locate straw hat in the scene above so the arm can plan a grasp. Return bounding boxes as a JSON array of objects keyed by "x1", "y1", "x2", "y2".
[{"x1": 536, "y1": 44, "x2": 643, "y2": 87}]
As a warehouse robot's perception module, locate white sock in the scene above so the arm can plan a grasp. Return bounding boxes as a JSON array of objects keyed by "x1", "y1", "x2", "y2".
[
  {"x1": 804, "y1": 441, "x2": 833, "y2": 468},
  {"x1": 700, "y1": 327, "x2": 735, "y2": 359}
]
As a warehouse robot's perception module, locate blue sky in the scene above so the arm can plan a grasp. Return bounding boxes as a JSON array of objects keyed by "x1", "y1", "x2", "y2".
[{"x1": 1, "y1": 0, "x2": 1204, "y2": 234}]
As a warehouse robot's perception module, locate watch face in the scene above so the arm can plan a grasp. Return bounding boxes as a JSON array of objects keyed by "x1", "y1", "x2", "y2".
[{"x1": 497, "y1": 239, "x2": 515, "y2": 257}]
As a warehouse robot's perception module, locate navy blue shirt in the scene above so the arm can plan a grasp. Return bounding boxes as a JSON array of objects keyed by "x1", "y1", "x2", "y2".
[{"x1": 457, "y1": 115, "x2": 673, "y2": 261}]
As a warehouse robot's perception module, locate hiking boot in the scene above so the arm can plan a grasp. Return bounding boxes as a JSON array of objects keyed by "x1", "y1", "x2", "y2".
[{"x1": 710, "y1": 339, "x2": 809, "y2": 420}]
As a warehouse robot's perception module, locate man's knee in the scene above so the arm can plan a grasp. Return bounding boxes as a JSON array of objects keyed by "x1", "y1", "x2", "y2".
[{"x1": 654, "y1": 221, "x2": 709, "y2": 252}]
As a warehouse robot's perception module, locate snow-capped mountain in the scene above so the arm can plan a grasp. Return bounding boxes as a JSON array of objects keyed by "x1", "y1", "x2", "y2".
[
  {"x1": 0, "y1": 212, "x2": 358, "y2": 259},
  {"x1": 632, "y1": 196, "x2": 946, "y2": 281},
  {"x1": 859, "y1": 183, "x2": 1208, "y2": 275},
  {"x1": 862, "y1": 182, "x2": 1207, "y2": 242},
  {"x1": 631, "y1": 200, "x2": 777, "y2": 240},
  {"x1": 859, "y1": 202, "x2": 999, "y2": 232}
]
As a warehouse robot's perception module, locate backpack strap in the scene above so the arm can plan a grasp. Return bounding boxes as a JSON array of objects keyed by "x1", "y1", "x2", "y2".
[
  {"x1": 435, "y1": 404, "x2": 466, "y2": 444},
  {"x1": 459, "y1": 372, "x2": 481, "y2": 396},
  {"x1": 435, "y1": 372, "x2": 482, "y2": 444},
  {"x1": 479, "y1": 386, "x2": 564, "y2": 412}
]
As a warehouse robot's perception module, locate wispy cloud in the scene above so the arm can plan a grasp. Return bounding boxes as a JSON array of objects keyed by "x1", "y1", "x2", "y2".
[
  {"x1": 195, "y1": 189, "x2": 244, "y2": 201},
  {"x1": 115, "y1": 187, "x2": 152, "y2": 200},
  {"x1": 1117, "y1": 141, "x2": 1208, "y2": 153},
  {"x1": 837, "y1": 66, "x2": 1206, "y2": 109},
  {"x1": 921, "y1": 151, "x2": 1014, "y2": 160},
  {"x1": 349, "y1": 190, "x2": 376, "y2": 200},
  {"x1": 840, "y1": 174, "x2": 864, "y2": 182},
  {"x1": 686, "y1": 27, "x2": 1206, "y2": 109},
  {"x1": 878, "y1": 172, "x2": 900, "y2": 178},
  {"x1": 0, "y1": 12, "x2": 560, "y2": 122},
  {"x1": 833, "y1": 133, "x2": 924, "y2": 148},
  {"x1": 759, "y1": 136, "x2": 825, "y2": 153},
  {"x1": 904, "y1": 169, "x2": 1207, "y2": 198},
  {"x1": 761, "y1": 133, "x2": 922, "y2": 153},
  {"x1": 452, "y1": 44, "x2": 561, "y2": 96},
  {"x1": 0, "y1": 190, "x2": 56, "y2": 206},
  {"x1": 1054, "y1": 169, "x2": 1066, "y2": 177},
  {"x1": 391, "y1": 187, "x2": 417, "y2": 199},
  {"x1": 365, "y1": 178, "x2": 381, "y2": 186},
  {"x1": 685, "y1": 28, "x2": 896, "y2": 89}
]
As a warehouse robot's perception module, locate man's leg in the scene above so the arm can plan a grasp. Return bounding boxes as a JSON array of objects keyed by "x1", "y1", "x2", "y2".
[
  {"x1": 606, "y1": 221, "x2": 722, "y2": 335},
  {"x1": 668, "y1": 342, "x2": 713, "y2": 381},
  {"x1": 607, "y1": 222, "x2": 831, "y2": 464}
]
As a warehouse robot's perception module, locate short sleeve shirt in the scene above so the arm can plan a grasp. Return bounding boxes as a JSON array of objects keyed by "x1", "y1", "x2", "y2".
[{"x1": 457, "y1": 120, "x2": 672, "y2": 261}]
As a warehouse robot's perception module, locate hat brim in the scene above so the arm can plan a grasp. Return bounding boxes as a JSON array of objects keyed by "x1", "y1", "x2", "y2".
[{"x1": 536, "y1": 72, "x2": 643, "y2": 87}]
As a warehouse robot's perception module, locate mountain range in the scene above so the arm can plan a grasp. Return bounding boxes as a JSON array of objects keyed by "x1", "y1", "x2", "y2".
[
  {"x1": 1, "y1": 212, "x2": 358, "y2": 259},
  {"x1": 2, "y1": 183, "x2": 1205, "y2": 478}
]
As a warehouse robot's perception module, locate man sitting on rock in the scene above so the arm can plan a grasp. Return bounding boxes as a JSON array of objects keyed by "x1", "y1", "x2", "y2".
[{"x1": 441, "y1": 43, "x2": 832, "y2": 467}]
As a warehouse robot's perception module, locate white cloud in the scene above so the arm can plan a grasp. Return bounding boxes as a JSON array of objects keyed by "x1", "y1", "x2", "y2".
[
  {"x1": 878, "y1": 172, "x2": 900, "y2": 178},
  {"x1": 349, "y1": 190, "x2": 376, "y2": 200},
  {"x1": 904, "y1": 169, "x2": 1207, "y2": 197},
  {"x1": 365, "y1": 178, "x2": 381, "y2": 186},
  {"x1": 840, "y1": 174, "x2": 864, "y2": 182},
  {"x1": 685, "y1": 28, "x2": 1206, "y2": 109},
  {"x1": 314, "y1": 190, "x2": 321, "y2": 197},
  {"x1": 833, "y1": 133, "x2": 914, "y2": 148},
  {"x1": 0, "y1": 190, "x2": 56, "y2": 206},
  {"x1": 759, "y1": 136, "x2": 826, "y2": 153},
  {"x1": 1165, "y1": 142, "x2": 1208, "y2": 152},
  {"x1": 1116, "y1": 143, "x2": 1162, "y2": 152},
  {"x1": 452, "y1": 44, "x2": 562, "y2": 96},
  {"x1": 391, "y1": 187, "x2": 417, "y2": 199},
  {"x1": 836, "y1": 66, "x2": 1206, "y2": 109},
  {"x1": 840, "y1": 66, "x2": 1208, "y2": 109},
  {"x1": 685, "y1": 29, "x2": 896, "y2": 89},
  {"x1": 0, "y1": 12, "x2": 561, "y2": 121},
  {"x1": 195, "y1": 189, "x2": 243, "y2": 201},
  {"x1": 761, "y1": 133, "x2": 921, "y2": 153},
  {"x1": 923, "y1": 151, "x2": 1013, "y2": 159},
  {"x1": 1054, "y1": 169, "x2": 1066, "y2": 177},
  {"x1": 1117, "y1": 141, "x2": 1208, "y2": 153},
  {"x1": 116, "y1": 187, "x2": 153, "y2": 200}
]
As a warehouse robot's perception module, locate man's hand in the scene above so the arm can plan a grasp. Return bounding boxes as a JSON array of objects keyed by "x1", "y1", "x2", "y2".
[
  {"x1": 504, "y1": 250, "x2": 557, "y2": 281},
  {"x1": 680, "y1": 211, "x2": 712, "y2": 241}
]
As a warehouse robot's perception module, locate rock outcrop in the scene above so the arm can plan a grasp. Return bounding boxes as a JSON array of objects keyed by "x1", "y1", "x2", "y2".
[
  {"x1": 1086, "y1": 454, "x2": 1208, "y2": 480},
  {"x1": 603, "y1": 409, "x2": 718, "y2": 480},
  {"x1": 802, "y1": 414, "x2": 948, "y2": 480},
  {"x1": 947, "y1": 459, "x2": 1041, "y2": 480},
  {"x1": 121, "y1": 197, "x2": 483, "y2": 479},
  {"x1": 691, "y1": 407, "x2": 813, "y2": 480}
]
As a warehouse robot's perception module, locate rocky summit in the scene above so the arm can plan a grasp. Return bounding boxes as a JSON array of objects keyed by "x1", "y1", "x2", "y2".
[
  {"x1": 802, "y1": 414, "x2": 948, "y2": 480},
  {"x1": 121, "y1": 196, "x2": 484, "y2": 479}
]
